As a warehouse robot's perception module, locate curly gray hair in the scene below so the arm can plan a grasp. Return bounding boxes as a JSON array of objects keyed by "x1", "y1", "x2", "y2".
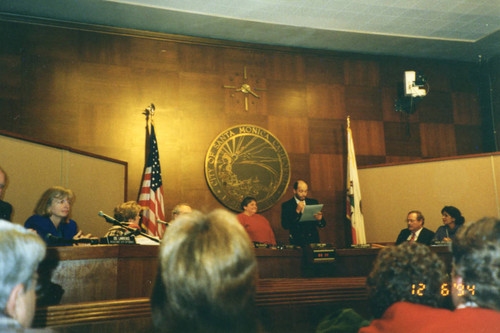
[
  {"x1": 452, "y1": 217, "x2": 500, "y2": 310},
  {"x1": 367, "y1": 242, "x2": 446, "y2": 318}
]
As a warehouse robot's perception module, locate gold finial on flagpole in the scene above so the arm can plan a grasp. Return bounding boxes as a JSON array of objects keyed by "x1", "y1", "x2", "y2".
[
  {"x1": 347, "y1": 115, "x2": 351, "y2": 129},
  {"x1": 143, "y1": 103, "x2": 155, "y2": 117},
  {"x1": 142, "y1": 103, "x2": 156, "y2": 126}
]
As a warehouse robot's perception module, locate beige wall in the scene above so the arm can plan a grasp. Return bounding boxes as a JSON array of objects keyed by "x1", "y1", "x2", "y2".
[
  {"x1": 1, "y1": 133, "x2": 127, "y2": 237},
  {"x1": 359, "y1": 154, "x2": 500, "y2": 243}
]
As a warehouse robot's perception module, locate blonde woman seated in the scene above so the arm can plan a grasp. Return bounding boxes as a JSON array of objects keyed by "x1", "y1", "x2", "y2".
[
  {"x1": 237, "y1": 197, "x2": 276, "y2": 245},
  {"x1": 24, "y1": 186, "x2": 91, "y2": 246}
]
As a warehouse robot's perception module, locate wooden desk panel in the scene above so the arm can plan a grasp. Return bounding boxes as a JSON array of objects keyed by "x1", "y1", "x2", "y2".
[
  {"x1": 254, "y1": 247, "x2": 302, "y2": 278},
  {"x1": 39, "y1": 245, "x2": 452, "y2": 305},
  {"x1": 318, "y1": 246, "x2": 453, "y2": 277},
  {"x1": 34, "y1": 277, "x2": 368, "y2": 332},
  {"x1": 40, "y1": 245, "x2": 159, "y2": 305},
  {"x1": 39, "y1": 245, "x2": 303, "y2": 305},
  {"x1": 35, "y1": 245, "x2": 452, "y2": 332}
]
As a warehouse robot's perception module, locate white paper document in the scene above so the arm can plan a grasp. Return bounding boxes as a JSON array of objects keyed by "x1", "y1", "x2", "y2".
[{"x1": 299, "y1": 204, "x2": 323, "y2": 222}]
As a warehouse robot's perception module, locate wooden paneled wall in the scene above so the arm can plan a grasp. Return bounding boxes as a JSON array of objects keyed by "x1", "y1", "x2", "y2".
[{"x1": 0, "y1": 19, "x2": 485, "y2": 246}]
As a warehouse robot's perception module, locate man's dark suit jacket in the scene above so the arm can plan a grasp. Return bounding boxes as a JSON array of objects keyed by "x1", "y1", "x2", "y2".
[
  {"x1": 0, "y1": 200, "x2": 12, "y2": 221},
  {"x1": 395, "y1": 227, "x2": 435, "y2": 245},
  {"x1": 281, "y1": 197, "x2": 326, "y2": 246}
]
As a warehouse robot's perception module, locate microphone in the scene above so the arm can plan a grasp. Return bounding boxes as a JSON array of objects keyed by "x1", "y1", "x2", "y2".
[
  {"x1": 157, "y1": 219, "x2": 169, "y2": 226},
  {"x1": 98, "y1": 211, "x2": 161, "y2": 243},
  {"x1": 98, "y1": 211, "x2": 142, "y2": 237},
  {"x1": 98, "y1": 211, "x2": 120, "y2": 224},
  {"x1": 46, "y1": 233, "x2": 75, "y2": 246},
  {"x1": 47, "y1": 233, "x2": 99, "y2": 245}
]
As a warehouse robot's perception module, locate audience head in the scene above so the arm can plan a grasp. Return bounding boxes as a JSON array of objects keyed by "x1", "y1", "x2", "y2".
[
  {"x1": 114, "y1": 201, "x2": 143, "y2": 223},
  {"x1": 171, "y1": 203, "x2": 192, "y2": 221},
  {"x1": 406, "y1": 210, "x2": 425, "y2": 232},
  {"x1": 451, "y1": 217, "x2": 500, "y2": 310},
  {"x1": 0, "y1": 220, "x2": 46, "y2": 327},
  {"x1": 366, "y1": 242, "x2": 446, "y2": 318},
  {"x1": 293, "y1": 180, "x2": 308, "y2": 201},
  {"x1": 0, "y1": 166, "x2": 6, "y2": 198},
  {"x1": 151, "y1": 209, "x2": 258, "y2": 333},
  {"x1": 34, "y1": 186, "x2": 74, "y2": 221},
  {"x1": 441, "y1": 206, "x2": 465, "y2": 227}
]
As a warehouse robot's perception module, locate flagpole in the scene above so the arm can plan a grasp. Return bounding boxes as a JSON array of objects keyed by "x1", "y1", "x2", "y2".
[
  {"x1": 142, "y1": 104, "x2": 155, "y2": 163},
  {"x1": 138, "y1": 104, "x2": 153, "y2": 200},
  {"x1": 138, "y1": 103, "x2": 166, "y2": 238}
]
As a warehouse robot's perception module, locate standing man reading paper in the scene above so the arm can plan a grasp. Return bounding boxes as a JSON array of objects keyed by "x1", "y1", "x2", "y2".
[{"x1": 281, "y1": 180, "x2": 326, "y2": 246}]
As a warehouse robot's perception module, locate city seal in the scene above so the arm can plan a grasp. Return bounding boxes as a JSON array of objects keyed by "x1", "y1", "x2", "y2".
[{"x1": 205, "y1": 124, "x2": 290, "y2": 212}]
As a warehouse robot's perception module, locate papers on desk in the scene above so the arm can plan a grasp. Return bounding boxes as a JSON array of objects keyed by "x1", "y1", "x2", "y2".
[
  {"x1": 299, "y1": 204, "x2": 323, "y2": 222},
  {"x1": 135, "y1": 235, "x2": 160, "y2": 245}
]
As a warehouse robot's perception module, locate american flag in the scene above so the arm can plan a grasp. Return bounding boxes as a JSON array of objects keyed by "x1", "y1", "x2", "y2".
[{"x1": 138, "y1": 123, "x2": 166, "y2": 237}]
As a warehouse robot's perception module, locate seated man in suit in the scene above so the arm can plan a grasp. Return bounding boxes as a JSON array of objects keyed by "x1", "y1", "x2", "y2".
[
  {"x1": 0, "y1": 167, "x2": 13, "y2": 221},
  {"x1": 395, "y1": 210, "x2": 434, "y2": 245},
  {"x1": 281, "y1": 180, "x2": 326, "y2": 246}
]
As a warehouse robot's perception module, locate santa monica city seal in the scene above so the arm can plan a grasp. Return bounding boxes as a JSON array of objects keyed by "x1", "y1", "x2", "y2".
[{"x1": 205, "y1": 124, "x2": 290, "y2": 212}]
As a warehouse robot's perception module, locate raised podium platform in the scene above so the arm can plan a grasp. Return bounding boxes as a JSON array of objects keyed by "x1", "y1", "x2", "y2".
[{"x1": 34, "y1": 244, "x2": 452, "y2": 332}]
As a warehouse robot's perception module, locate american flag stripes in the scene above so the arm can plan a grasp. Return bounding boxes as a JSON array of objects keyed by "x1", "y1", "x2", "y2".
[{"x1": 138, "y1": 123, "x2": 166, "y2": 238}]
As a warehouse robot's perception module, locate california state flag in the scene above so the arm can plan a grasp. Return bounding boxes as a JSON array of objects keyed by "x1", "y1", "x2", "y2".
[{"x1": 346, "y1": 117, "x2": 366, "y2": 244}]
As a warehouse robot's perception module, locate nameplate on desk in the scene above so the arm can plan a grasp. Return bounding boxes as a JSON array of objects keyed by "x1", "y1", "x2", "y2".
[
  {"x1": 106, "y1": 236, "x2": 136, "y2": 244},
  {"x1": 280, "y1": 244, "x2": 298, "y2": 250},
  {"x1": 311, "y1": 245, "x2": 336, "y2": 263},
  {"x1": 351, "y1": 244, "x2": 372, "y2": 249},
  {"x1": 431, "y1": 241, "x2": 451, "y2": 247}
]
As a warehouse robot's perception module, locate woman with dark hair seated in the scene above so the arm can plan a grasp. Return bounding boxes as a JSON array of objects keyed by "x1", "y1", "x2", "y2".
[
  {"x1": 237, "y1": 197, "x2": 276, "y2": 245},
  {"x1": 434, "y1": 205, "x2": 465, "y2": 242}
]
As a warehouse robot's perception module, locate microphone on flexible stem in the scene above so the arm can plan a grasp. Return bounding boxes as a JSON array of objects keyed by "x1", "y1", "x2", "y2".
[
  {"x1": 157, "y1": 219, "x2": 169, "y2": 226},
  {"x1": 98, "y1": 211, "x2": 160, "y2": 243},
  {"x1": 98, "y1": 211, "x2": 120, "y2": 224},
  {"x1": 98, "y1": 210, "x2": 139, "y2": 235}
]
